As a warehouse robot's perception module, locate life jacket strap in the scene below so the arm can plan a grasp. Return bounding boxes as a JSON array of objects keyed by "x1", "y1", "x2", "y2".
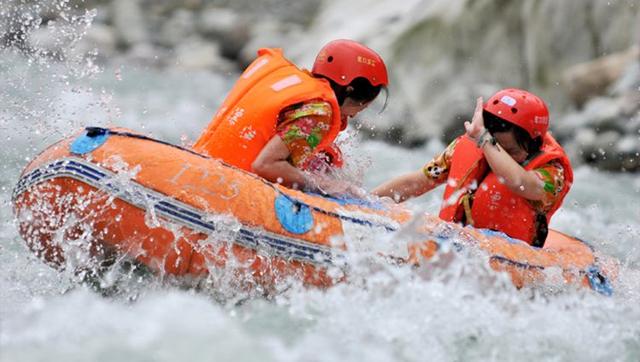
[{"x1": 462, "y1": 193, "x2": 474, "y2": 226}]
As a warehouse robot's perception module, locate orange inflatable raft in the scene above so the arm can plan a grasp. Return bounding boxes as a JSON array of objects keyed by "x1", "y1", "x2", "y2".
[{"x1": 12, "y1": 127, "x2": 616, "y2": 295}]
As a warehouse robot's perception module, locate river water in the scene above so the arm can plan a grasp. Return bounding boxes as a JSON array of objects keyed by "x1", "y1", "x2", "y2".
[{"x1": 1, "y1": 26, "x2": 640, "y2": 362}]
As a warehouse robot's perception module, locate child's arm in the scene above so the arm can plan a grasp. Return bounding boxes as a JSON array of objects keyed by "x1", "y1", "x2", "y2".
[{"x1": 372, "y1": 170, "x2": 439, "y2": 203}]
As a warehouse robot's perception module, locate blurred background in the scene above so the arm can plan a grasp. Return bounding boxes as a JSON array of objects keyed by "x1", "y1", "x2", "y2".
[
  {"x1": 2, "y1": 0, "x2": 639, "y2": 171},
  {"x1": 2, "y1": 2, "x2": 640, "y2": 361}
]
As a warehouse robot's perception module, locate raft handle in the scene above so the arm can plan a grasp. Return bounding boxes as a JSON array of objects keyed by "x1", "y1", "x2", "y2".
[{"x1": 85, "y1": 127, "x2": 109, "y2": 137}]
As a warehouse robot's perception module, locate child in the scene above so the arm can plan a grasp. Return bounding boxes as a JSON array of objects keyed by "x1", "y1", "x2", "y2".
[
  {"x1": 373, "y1": 89, "x2": 573, "y2": 247},
  {"x1": 194, "y1": 39, "x2": 387, "y2": 191}
]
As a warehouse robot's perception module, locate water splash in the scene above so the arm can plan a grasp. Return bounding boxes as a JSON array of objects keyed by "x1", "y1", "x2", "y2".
[{"x1": 1, "y1": 2, "x2": 640, "y2": 362}]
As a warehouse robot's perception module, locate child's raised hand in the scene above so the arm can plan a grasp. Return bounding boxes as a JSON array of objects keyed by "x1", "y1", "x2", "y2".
[{"x1": 464, "y1": 97, "x2": 485, "y2": 139}]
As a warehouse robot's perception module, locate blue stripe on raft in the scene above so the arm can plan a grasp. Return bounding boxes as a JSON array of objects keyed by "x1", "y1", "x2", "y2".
[
  {"x1": 18, "y1": 160, "x2": 105, "y2": 190},
  {"x1": 311, "y1": 205, "x2": 397, "y2": 232},
  {"x1": 154, "y1": 204, "x2": 215, "y2": 232},
  {"x1": 13, "y1": 157, "x2": 365, "y2": 266},
  {"x1": 157, "y1": 201, "x2": 203, "y2": 220},
  {"x1": 308, "y1": 192, "x2": 387, "y2": 210},
  {"x1": 68, "y1": 160, "x2": 106, "y2": 177},
  {"x1": 277, "y1": 192, "x2": 397, "y2": 232},
  {"x1": 479, "y1": 229, "x2": 524, "y2": 244},
  {"x1": 489, "y1": 255, "x2": 544, "y2": 270},
  {"x1": 154, "y1": 203, "x2": 332, "y2": 263},
  {"x1": 240, "y1": 229, "x2": 333, "y2": 263},
  {"x1": 72, "y1": 127, "x2": 400, "y2": 232},
  {"x1": 65, "y1": 166, "x2": 102, "y2": 182}
]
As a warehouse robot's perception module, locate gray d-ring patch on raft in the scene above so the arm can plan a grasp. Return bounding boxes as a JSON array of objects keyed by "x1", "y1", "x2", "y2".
[
  {"x1": 275, "y1": 194, "x2": 314, "y2": 234},
  {"x1": 70, "y1": 127, "x2": 109, "y2": 155}
]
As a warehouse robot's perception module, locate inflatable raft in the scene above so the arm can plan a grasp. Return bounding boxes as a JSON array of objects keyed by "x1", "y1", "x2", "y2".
[{"x1": 12, "y1": 127, "x2": 616, "y2": 295}]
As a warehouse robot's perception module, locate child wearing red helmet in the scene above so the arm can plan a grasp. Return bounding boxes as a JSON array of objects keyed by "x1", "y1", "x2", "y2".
[
  {"x1": 193, "y1": 39, "x2": 388, "y2": 192},
  {"x1": 373, "y1": 89, "x2": 573, "y2": 247}
]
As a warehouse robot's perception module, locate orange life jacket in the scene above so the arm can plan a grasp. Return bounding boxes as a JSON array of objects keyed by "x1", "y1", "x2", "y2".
[
  {"x1": 193, "y1": 48, "x2": 343, "y2": 171},
  {"x1": 439, "y1": 134, "x2": 573, "y2": 246}
]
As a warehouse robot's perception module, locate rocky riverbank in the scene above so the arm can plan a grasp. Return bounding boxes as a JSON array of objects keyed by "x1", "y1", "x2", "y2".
[
  {"x1": 2, "y1": 0, "x2": 639, "y2": 171},
  {"x1": 558, "y1": 47, "x2": 640, "y2": 172}
]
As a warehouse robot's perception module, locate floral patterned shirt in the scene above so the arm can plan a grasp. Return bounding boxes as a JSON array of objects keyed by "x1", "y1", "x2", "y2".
[
  {"x1": 421, "y1": 138, "x2": 566, "y2": 213},
  {"x1": 276, "y1": 100, "x2": 334, "y2": 168}
]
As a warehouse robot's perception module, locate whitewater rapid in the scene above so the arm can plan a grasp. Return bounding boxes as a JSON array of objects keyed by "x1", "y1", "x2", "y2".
[{"x1": 1, "y1": 39, "x2": 639, "y2": 362}]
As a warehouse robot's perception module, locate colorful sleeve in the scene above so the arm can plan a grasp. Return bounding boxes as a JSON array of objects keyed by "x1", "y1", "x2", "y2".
[
  {"x1": 276, "y1": 100, "x2": 333, "y2": 168},
  {"x1": 421, "y1": 138, "x2": 458, "y2": 185},
  {"x1": 533, "y1": 161, "x2": 565, "y2": 210}
]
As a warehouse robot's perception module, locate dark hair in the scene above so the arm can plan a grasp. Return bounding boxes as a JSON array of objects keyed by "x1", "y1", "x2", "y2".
[
  {"x1": 483, "y1": 110, "x2": 542, "y2": 154},
  {"x1": 325, "y1": 77, "x2": 382, "y2": 106}
]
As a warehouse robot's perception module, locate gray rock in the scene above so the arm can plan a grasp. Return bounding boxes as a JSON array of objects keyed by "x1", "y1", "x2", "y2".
[
  {"x1": 112, "y1": 0, "x2": 148, "y2": 48},
  {"x1": 430, "y1": 83, "x2": 500, "y2": 143},
  {"x1": 523, "y1": 0, "x2": 597, "y2": 91},
  {"x1": 562, "y1": 46, "x2": 639, "y2": 107},
  {"x1": 174, "y1": 37, "x2": 235, "y2": 72},
  {"x1": 591, "y1": 2, "x2": 640, "y2": 56},
  {"x1": 579, "y1": 129, "x2": 624, "y2": 170},
  {"x1": 592, "y1": 130, "x2": 621, "y2": 151},
  {"x1": 197, "y1": 7, "x2": 251, "y2": 60},
  {"x1": 581, "y1": 97, "x2": 626, "y2": 131},
  {"x1": 238, "y1": 20, "x2": 297, "y2": 68},
  {"x1": 561, "y1": 137, "x2": 584, "y2": 168},
  {"x1": 611, "y1": 52, "x2": 640, "y2": 96},
  {"x1": 622, "y1": 113, "x2": 640, "y2": 134},
  {"x1": 288, "y1": 0, "x2": 640, "y2": 154},
  {"x1": 573, "y1": 127, "x2": 598, "y2": 151},
  {"x1": 619, "y1": 91, "x2": 640, "y2": 117},
  {"x1": 616, "y1": 134, "x2": 640, "y2": 154},
  {"x1": 200, "y1": 0, "x2": 322, "y2": 25},
  {"x1": 620, "y1": 157, "x2": 640, "y2": 172},
  {"x1": 554, "y1": 112, "x2": 592, "y2": 142},
  {"x1": 157, "y1": 9, "x2": 196, "y2": 48}
]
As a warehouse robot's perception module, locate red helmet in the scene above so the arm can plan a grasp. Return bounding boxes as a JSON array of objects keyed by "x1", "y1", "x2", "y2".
[
  {"x1": 483, "y1": 88, "x2": 549, "y2": 138},
  {"x1": 312, "y1": 39, "x2": 388, "y2": 87}
]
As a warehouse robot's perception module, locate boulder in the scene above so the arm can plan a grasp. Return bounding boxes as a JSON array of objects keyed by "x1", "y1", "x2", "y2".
[
  {"x1": 580, "y1": 130, "x2": 621, "y2": 169},
  {"x1": 616, "y1": 135, "x2": 640, "y2": 154},
  {"x1": 174, "y1": 37, "x2": 235, "y2": 72},
  {"x1": 611, "y1": 58, "x2": 640, "y2": 96},
  {"x1": 562, "y1": 46, "x2": 639, "y2": 107},
  {"x1": 238, "y1": 20, "x2": 298, "y2": 68},
  {"x1": 288, "y1": 0, "x2": 640, "y2": 146},
  {"x1": 553, "y1": 112, "x2": 591, "y2": 142},
  {"x1": 580, "y1": 97, "x2": 627, "y2": 132},
  {"x1": 197, "y1": 7, "x2": 251, "y2": 60},
  {"x1": 157, "y1": 9, "x2": 197, "y2": 48}
]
